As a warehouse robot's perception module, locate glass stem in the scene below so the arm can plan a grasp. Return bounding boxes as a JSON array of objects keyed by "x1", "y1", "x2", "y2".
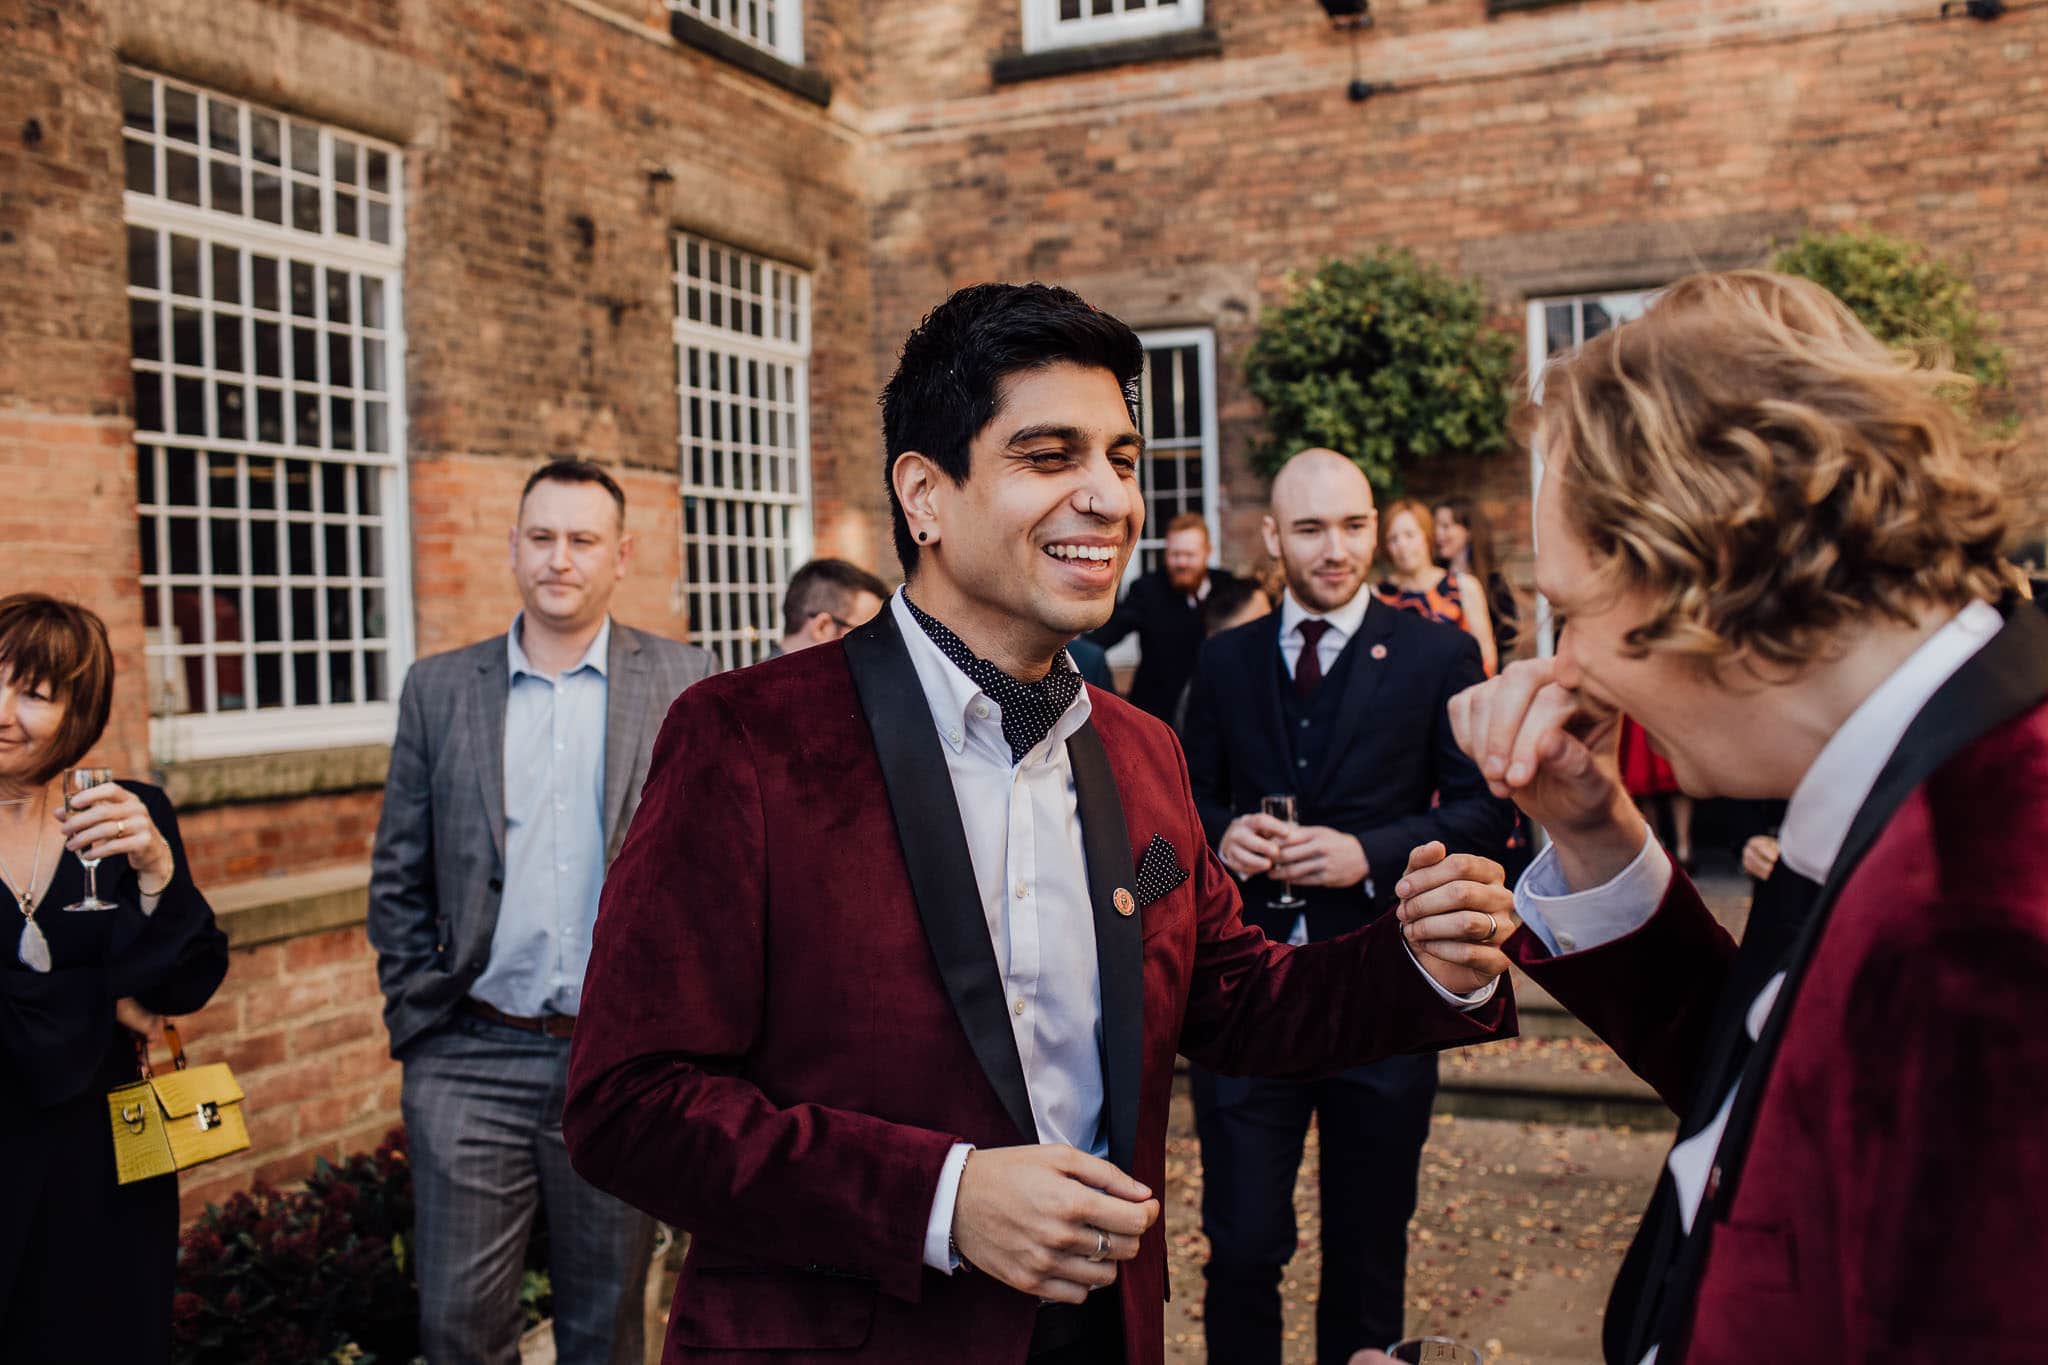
[{"x1": 85, "y1": 862, "x2": 99, "y2": 905}]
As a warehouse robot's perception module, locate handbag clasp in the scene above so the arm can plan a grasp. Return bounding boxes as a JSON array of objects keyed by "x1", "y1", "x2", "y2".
[
  {"x1": 196, "y1": 1101, "x2": 221, "y2": 1132},
  {"x1": 120, "y1": 1102, "x2": 148, "y2": 1135}
]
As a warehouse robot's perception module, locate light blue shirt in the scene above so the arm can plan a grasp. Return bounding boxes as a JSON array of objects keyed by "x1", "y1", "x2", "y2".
[{"x1": 470, "y1": 615, "x2": 610, "y2": 1019}]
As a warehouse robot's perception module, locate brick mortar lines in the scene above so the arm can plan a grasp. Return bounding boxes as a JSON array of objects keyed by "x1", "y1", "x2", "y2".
[{"x1": 861, "y1": 0, "x2": 2009, "y2": 139}]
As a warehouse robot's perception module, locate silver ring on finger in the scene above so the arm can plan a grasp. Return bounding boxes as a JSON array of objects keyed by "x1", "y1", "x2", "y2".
[
  {"x1": 1088, "y1": 1227, "x2": 1110, "y2": 1263},
  {"x1": 1477, "y1": 911, "x2": 1498, "y2": 942}
]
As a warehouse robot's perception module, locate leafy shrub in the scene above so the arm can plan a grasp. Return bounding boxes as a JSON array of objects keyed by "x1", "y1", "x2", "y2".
[
  {"x1": 1771, "y1": 228, "x2": 2013, "y2": 424},
  {"x1": 1243, "y1": 249, "x2": 1520, "y2": 490},
  {"x1": 172, "y1": 1128, "x2": 552, "y2": 1365}
]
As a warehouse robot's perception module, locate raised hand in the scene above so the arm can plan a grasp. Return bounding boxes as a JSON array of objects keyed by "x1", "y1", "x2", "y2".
[
  {"x1": 1394, "y1": 841, "x2": 1514, "y2": 996},
  {"x1": 1446, "y1": 658, "x2": 1647, "y2": 891},
  {"x1": 1741, "y1": 834, "x2": 1781, "y2": 882},
  {"x1": 56, "y1": 781, "x2": 176, "y2": 892},
  {"x1": 951, "y1": 1144, "x2": 1160, "y2": 1303}
]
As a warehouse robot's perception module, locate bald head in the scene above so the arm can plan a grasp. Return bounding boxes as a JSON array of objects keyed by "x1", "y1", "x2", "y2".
[
  {"x1": 1262, "y1": 447, "x2": 1378, "y2": 613},
  {"x1": 1270, "y1": 448, "x2": 1374, "y2": 523}
]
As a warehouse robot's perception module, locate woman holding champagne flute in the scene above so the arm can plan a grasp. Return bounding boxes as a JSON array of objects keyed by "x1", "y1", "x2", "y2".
[{"x1": 0, "y1": 593, "x2": 227, "y2": 1363}]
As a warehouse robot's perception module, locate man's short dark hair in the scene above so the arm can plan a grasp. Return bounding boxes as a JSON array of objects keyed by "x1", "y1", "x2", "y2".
[
  {"x1": 878, "y1": 283, "x2": 1145, "y2": 576},
  {"x1": 1202, "y1": 575, "x2": 1266, "y2": 637},
  {"x1": 782, "y1": 558, "x2": 889, "y2": 638},
  {"x1": 521, "y1": 457, "x2": 627, "y2": 525}
]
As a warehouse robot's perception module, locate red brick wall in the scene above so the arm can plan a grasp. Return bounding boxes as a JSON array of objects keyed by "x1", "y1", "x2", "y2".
[
  {"x1": 863, "y1": 0, "x2": 2048, "y2": 577},
  {"x1": 176, "y1": 792, "x2": 383, "y2": 887},
  {"x1": 4, "y1": 0, "x2": 885, "y2": 1207},
  {"x1": 174, "y1": 927, "x2": 398, "y2": 1220}
]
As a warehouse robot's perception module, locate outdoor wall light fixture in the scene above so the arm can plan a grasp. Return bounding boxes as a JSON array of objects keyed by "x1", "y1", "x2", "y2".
[{"x1": 1317, "y1": 0, "x2": 1382, "y2": 103}]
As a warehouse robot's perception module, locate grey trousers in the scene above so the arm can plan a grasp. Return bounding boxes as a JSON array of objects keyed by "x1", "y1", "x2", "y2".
[{"x1": 401, "y1": 1014, "x2": 657, "y2": 1365}]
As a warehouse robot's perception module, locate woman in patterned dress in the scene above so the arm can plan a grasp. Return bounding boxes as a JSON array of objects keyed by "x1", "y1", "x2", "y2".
[{"x1": 1377, "y1": 498, "x2": 1498, "y2": 674}]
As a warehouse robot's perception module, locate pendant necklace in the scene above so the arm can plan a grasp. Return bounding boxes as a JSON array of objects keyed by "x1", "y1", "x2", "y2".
[{"x1": 0, "y1": 788, "x2": 52, "y2": 972}]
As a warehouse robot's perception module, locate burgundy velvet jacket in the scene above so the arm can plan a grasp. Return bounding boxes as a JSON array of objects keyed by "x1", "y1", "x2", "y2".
[
  {"x1": 1512, "y1": 608, "x2": 2048, "y2": 1364},
  {"x1": 564, "y1": 610, "x2": 1514, "y2": 1365}
]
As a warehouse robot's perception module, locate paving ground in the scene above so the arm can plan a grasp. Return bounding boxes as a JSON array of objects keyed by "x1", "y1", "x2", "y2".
[{"x1": 1159, "y1": 1080, "x2": 1669, "y2": 1364}]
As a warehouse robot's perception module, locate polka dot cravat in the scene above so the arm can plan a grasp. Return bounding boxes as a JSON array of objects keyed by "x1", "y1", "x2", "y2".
[{"x1": 903, "y1": 594, "x2": 1083, "y2": 765}]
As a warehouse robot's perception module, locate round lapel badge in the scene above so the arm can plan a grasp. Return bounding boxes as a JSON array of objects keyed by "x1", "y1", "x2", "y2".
[
  {"x1": 1114, "y1": 888, "x2": 1136, "y2": 917},
  {"x1": 1370, "y1": 643, "x2": 1389, "y2": 660}
]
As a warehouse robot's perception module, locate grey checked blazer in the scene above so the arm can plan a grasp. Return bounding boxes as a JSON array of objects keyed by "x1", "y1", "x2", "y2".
[{"x1": 367, "y1": 622, "x2": 718, "y2": 1057}]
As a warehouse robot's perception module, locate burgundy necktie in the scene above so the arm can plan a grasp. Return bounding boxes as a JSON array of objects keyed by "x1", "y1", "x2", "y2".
[{"x1": 1294, "y1": 620, "x2": 1331, "y2": 702}]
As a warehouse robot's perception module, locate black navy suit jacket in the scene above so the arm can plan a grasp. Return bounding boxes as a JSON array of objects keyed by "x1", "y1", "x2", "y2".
[
  {"x1": 1180, "y1": 595, "x2": 1514, "y2": 944},
  {"x1": 1089, "y1": 567, "x2": 1241, "y2": 720}
]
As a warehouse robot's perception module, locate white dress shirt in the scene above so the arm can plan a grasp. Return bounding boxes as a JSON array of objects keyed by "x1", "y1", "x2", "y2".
[
  {"x1": 1514, "y1": 599, "x2": 2001, "y2": 1365},
  {"x1": 894, "y1": 593, "x2": 1110, "y2": 1273},
  {"x1": 474, "y1": 614, "x2": 610, "y2": 1019},
  {"x1": 1276, "y1": 586, "x2": 1370, "y2": 683}
]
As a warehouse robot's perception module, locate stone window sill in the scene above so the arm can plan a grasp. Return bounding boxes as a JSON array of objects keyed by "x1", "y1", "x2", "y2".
[
  {"x1": 159, "y1": 744, "x2": 391, "y2": 812},
  {"x1": 669, "y1": 9, "x2": 832, "y2": 105},
  {"x1": 993, "y1": 26, "x2": 1222, "y2": 84},
  {"x1": 213, "y1": 862, "x2": 370, "y2": 949}
]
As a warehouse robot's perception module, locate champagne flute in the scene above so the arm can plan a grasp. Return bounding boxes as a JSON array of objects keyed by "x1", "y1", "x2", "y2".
[
  {"x1": 1261, "y1": 794, "x2": 1306, "y2": 911},
  {"x1": 63, "y1": 767, "x2": 118, "y2": 912},
  {"x1": 1386, "y1": 1338, "x2": 1481, "y2": 1365}
]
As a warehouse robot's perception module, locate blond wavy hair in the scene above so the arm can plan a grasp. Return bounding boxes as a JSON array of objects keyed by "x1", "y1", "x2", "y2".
[{"x1": 1533, "y1": 269, "x2": 2020, "y2": 671}]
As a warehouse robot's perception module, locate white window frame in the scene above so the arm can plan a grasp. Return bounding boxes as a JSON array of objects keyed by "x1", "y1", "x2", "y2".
[
  {"x1": 123, "y1": 69, "x2": 411, "y2": 763},
  {"x1": 667, "y1": 0, "x2": 804, "y2": 64},
  {"x1": 673, "y1": 233, "x2": 813, "y2": 670},
  {"x1": 1023, "y1": 0, "x2": 1203, "y2": 53},
  {"x1": 1524, "y1": 290, "x2": 1655, "y2": 658},
  {"x1": 1126, "y1": 327, "x2": 1221, "y2": 587},
  {"x1": 1099, "y1": 328, "x2": 1221, "y2": 672}
]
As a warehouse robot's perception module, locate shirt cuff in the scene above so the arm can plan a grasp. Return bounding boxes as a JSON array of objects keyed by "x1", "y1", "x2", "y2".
[
  {"x1": 1514, "y1": 826, "x2": 1671, "y2": 957},
  {"x1": 1402, "y1": 939, "x2": 1500, "y2": 1012},
  {"x1": 922, "y1": 1142, "x2": 975, "y2": 1273}
]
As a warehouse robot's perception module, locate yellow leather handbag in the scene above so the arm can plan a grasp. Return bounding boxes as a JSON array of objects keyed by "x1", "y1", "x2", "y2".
[{"x1": 107, "y1": 1020, "x2": 250, "y2": 1185}]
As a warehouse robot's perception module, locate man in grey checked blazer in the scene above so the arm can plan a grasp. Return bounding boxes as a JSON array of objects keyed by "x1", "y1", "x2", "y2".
[{"x1": 369, "y1": 458, "x2": 718, "y2": 1365}]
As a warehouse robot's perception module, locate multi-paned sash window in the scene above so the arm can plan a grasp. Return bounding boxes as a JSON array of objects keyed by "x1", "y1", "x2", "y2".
[
  {"x1": 1127, "y1": 328, "x2": 1220, "y2": 582},
  {"x1": 1525, "y1": 290, "x2": 1655, "y2": 655},
  {"x1": 673, "y1": 233, "x2": 812, "y2": 669},
  {"x1": 1021, "y1": 0, "x2": 1203, "y2": 52},
  {"x1": 667, "y1": 0, "x2": 804, "y2": 64},
  {"x1": 122, "y1": 69, "x2": 409, "y2": 759}
]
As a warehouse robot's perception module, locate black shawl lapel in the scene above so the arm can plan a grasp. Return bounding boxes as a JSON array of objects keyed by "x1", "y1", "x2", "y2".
[
  {"x1": 1306, "y1": 596, "x2": 1398, "y2": 803},
  {"x1": 1623, "y1": 599, "x2": 2048, "y2": 1364},
  {"x1": 842, "y1": 609, "x2": 1039, "y2": 1147},
  {"x1": 1065, "y1": 724, "x2": 1143, "y2": 1176}
]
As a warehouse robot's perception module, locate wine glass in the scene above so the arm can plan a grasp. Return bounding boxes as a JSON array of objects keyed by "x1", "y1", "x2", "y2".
[
  {"x1": 1386, "y1": 1339, "x2": 1481, "y2": 1365},
  {"x1": 63, "y1": 767, "x2": 117, "y2": 912},
  {"x1": 1261, "y1": 794, "x2": 1306, "y2": 911}
]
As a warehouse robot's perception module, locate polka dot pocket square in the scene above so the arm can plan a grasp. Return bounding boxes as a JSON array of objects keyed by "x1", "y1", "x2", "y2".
[{"x1": 1135, "y1": 834, "x2": 1190, "y2": 909}]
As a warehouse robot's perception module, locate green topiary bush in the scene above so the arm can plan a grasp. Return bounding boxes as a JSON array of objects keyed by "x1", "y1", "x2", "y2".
[
  {"x1": 1771, "y1": 227, "x2": 2012, "y2": 422},
  {"x1": 1243, "y1": 249, "x2": 1520, "y2": 490}
]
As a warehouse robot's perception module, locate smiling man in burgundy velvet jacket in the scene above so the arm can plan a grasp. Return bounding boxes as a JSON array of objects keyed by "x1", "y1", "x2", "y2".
[
  {"x1": 562, "y1": 283, "x2": 1520, "y2": 1365},
  {"x1": 1411, "y1": 271, "x2": 2048, "y2": 1365}
]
